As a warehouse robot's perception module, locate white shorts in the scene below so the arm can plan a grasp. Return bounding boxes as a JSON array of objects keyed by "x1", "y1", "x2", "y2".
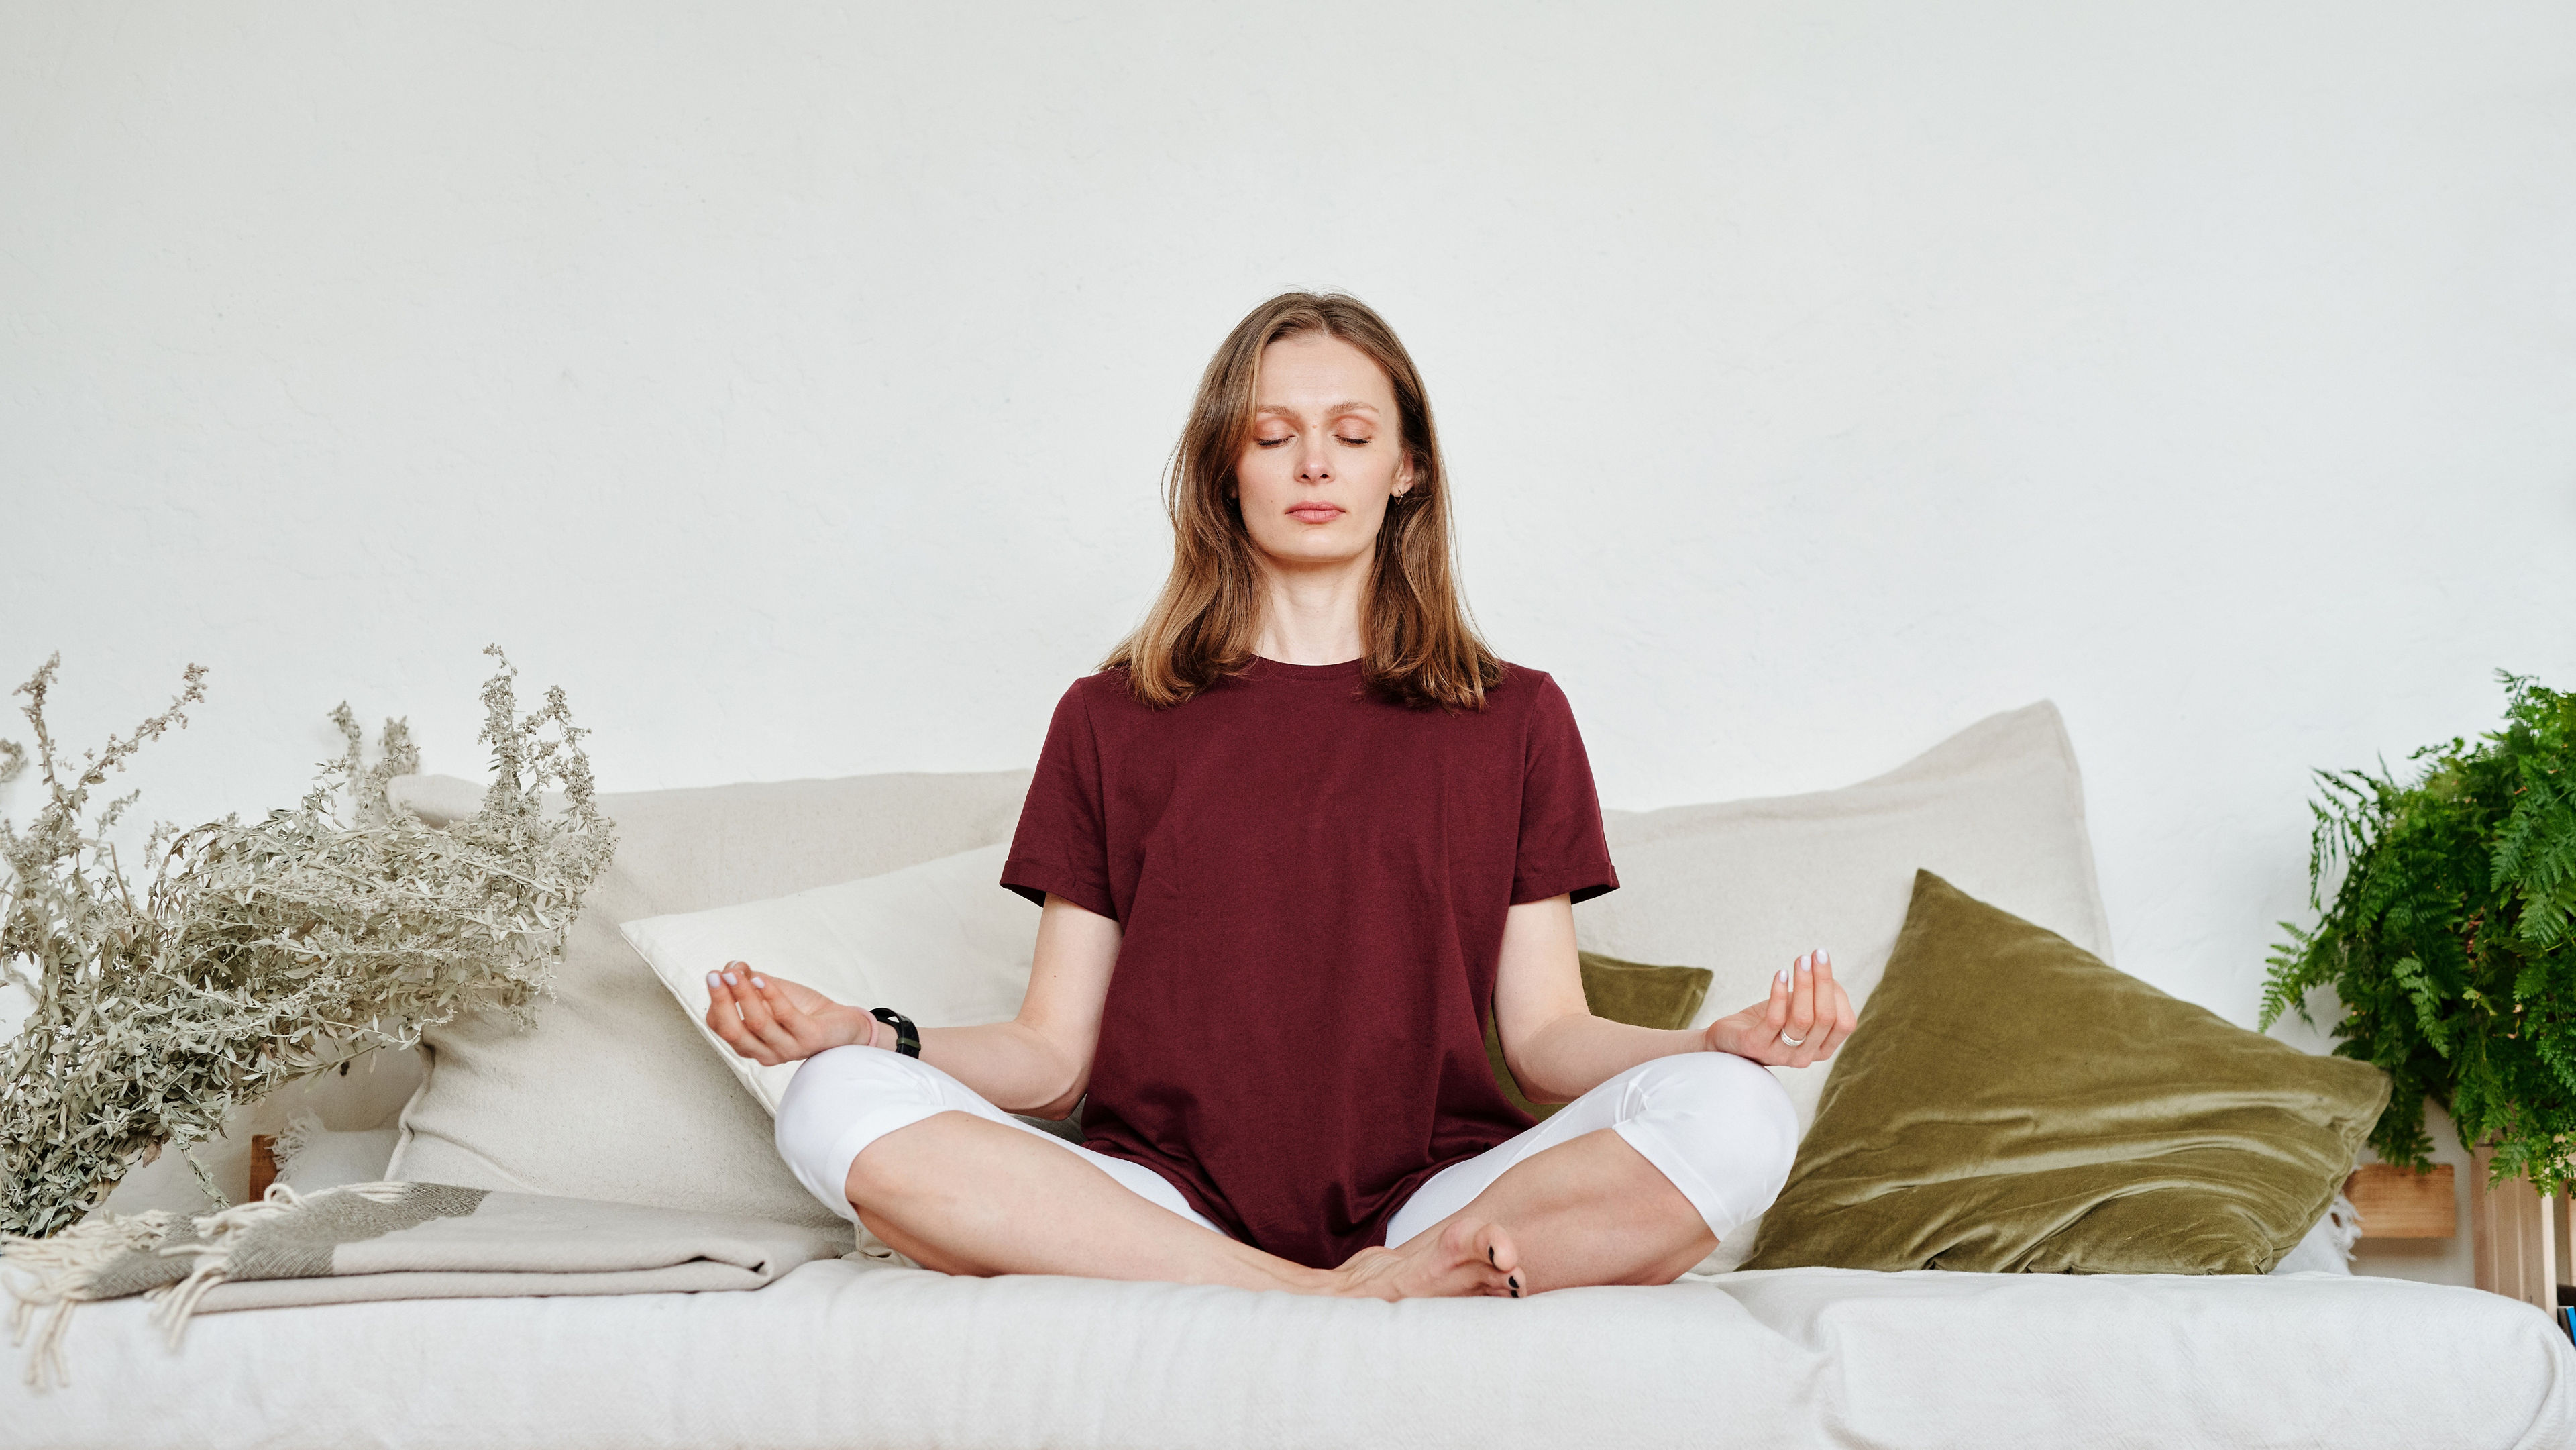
[{"x1": 773, "y1": 1045, "x2": 1799, "y2": 1254}]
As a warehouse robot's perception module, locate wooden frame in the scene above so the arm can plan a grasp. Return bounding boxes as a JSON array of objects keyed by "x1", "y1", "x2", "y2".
[
  {"x1": 2345, "y1": 1163, "x2": 2456, "y2": 1238},
  {"x1": 2469, "y1": 1144, "x2": 2573, "y2": 1313},
  {"x1": 248, "y1": 1133, "x2": 278, "y2": 1202}
]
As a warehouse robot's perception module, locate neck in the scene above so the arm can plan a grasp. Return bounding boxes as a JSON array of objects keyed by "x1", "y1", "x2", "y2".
[{"x1": 1250, "y1": 551, "x2": 1372, "y2": 665}]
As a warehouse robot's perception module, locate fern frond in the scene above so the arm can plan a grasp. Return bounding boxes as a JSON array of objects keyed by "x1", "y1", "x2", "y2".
[{"x1": 2261, "y1": 670, "x2": 2576, "y2": 1195}]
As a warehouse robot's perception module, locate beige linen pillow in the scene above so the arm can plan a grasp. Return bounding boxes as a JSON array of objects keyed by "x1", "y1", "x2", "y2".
[
  {"x1": 386, "y1": 770, "x2": 1032, "y2": 1234},
  {"x1": 621, "y1": 843, "x2": 1033, "y2": 1115},
  {"x1": 1577, "y1": 701, "x2": 2112, "y2": 1272}
]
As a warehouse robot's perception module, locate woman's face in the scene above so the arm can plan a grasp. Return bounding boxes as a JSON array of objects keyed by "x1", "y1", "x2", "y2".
[{"x1": 1232, "y1": 331, "x2": 1413, "y2": 570}]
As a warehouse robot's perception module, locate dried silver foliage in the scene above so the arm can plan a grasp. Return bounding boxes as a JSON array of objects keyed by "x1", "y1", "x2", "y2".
[{"x1": 0, "y1": 648, "x2": 614, "y2": 1239}]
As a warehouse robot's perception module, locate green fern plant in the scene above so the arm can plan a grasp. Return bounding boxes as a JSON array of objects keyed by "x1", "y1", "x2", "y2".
[{"x1": 2261, "y1": 671, "x2": 2576, "y2": 1196}]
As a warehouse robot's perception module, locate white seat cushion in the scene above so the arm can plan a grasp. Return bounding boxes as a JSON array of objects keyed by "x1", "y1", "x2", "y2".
[{"x1": 7, "y1": 1259, "x2": 2567, "y2": 1449}]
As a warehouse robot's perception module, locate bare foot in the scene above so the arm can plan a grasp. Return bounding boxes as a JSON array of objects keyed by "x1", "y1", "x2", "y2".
[{"x1": 1328, "y1": 1218, "x2": 1523, "y2": 1300}]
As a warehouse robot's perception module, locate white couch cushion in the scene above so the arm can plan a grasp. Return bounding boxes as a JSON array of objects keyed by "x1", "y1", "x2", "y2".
[
  {"x1": 619, "y1": 842, "x2": 1032, "y2": 1116},
  {"x1": 8, "y1": 1259, "x2": 2567, "y2": 1449},
  {"x1": 386, "y1": 770, "x2": 1033, "y2": 1235}
]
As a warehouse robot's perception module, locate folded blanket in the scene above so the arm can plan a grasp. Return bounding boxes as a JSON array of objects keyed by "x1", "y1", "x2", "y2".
[{"x1": 2, "y1": 1181, "x2": 851, "y2": 1390}]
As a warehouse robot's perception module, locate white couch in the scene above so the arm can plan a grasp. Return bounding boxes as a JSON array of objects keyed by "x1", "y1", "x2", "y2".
[{"x1": 10, "y1": 703, "x2": 2573, "y2": 1449}]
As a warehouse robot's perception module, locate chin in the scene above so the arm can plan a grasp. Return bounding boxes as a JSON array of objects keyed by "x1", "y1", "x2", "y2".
[{"x1": 1257, "y1": 534, "x2": 1368, "y2": 568}]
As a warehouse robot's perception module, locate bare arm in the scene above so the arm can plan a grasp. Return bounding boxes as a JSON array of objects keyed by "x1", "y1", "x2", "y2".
[
  {"x1": 912, "y1": 891, "x2": 1119, "y2": 1117},
  {"x1": 701, "y1": 890, "x2": 1120, "y2": 1119},
  {"x1": 1493, "y1": 894, "x2": 1858, "y2": 1104}
]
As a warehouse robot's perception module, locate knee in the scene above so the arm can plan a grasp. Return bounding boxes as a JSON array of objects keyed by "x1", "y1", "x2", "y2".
[
  {"x1": 772, "y1": 1045, "x2": 933, "y2": 1163},
  {"x1": 1640, "y1": 1051, "x2": 1801, "y2": 1190}
]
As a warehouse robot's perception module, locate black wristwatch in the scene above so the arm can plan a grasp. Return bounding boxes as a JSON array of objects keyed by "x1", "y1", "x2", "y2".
[{"x1": 869, "y1": 1007, "x2": 922, "y2": 1058}]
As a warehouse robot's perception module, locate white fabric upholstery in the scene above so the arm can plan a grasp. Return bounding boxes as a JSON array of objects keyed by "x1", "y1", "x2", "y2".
[{"x1": 7, "y1": 1259, "x2": 2567, "y2": 1448}]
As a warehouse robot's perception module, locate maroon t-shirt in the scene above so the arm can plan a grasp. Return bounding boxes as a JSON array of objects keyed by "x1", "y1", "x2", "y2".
[{"x1": 998, "y1": 654, "x2": 1619, "y2": 1268}]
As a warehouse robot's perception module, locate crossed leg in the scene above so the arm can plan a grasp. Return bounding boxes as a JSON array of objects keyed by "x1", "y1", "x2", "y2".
[
  {"x1": 1381, "y1": 1051, "x2": 1801, "y2": 1292},
  {"x1": 773, "y1": 1047, "x2": 1795, "y2": 1300},
  {"x1": 845, "y1": 1111, "x2": 1520, "y2": 1298}
]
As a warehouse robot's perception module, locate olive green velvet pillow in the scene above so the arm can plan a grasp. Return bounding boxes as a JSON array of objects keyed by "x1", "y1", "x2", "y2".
[
  {"x1": 1485, "y1": 951, "x2": 1713, "y2": 1120},
  {"x1": 1743, "y1": 870, "x2": 2389, "y2": 1275}
]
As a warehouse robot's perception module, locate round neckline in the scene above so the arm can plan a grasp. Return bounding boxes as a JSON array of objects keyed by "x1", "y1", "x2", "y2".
[{"x1": 1249, "y1": 654, "x2": 1364, "y2": 680}]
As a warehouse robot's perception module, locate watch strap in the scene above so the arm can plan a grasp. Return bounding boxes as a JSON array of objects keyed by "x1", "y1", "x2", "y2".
[{"x1": 868, "y1": 1006, "x2": 922, "y2": 1059}]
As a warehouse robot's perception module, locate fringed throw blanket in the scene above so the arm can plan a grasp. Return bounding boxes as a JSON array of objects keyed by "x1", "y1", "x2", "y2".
[{"x1": 1, "y1": 1181, "x2": 849, "y2": 1390}]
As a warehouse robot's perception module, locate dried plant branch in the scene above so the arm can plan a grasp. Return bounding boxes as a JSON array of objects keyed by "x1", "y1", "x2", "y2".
[{"x1": 0, "y1": 648, "x2": 614, "y2": 1238}]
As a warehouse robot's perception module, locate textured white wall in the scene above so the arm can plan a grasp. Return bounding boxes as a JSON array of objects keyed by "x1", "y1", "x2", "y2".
[{"x1": 6, "y1": 5, "x2": 2573, "y2": 1268}]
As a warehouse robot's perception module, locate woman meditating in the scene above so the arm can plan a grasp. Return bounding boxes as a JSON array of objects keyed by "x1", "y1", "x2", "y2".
[{"x1": 704, "y1": 292, "x2": 1856, "y2": 1300}]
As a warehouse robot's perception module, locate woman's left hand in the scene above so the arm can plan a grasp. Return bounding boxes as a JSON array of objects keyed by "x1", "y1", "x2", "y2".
[{"x1": 1703, "y1": 949, "x2": 1856, "y2": 1068}]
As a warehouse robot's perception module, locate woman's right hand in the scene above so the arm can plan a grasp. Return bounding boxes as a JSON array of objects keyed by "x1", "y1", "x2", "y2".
[{"x1": 704, "y1": 963, "x2": 877, "y2": 1065}]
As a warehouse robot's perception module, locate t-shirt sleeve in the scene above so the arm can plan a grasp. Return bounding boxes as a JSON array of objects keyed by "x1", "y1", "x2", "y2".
[
  {"x1": 999, "y1": 680, "x2": 1121, "y2": 921},
  {"x1": 1513, "y1": 673, "x2": 1621, "y2": 907}
]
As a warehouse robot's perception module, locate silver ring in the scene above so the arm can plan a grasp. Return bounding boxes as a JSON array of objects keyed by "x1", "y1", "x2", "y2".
[{"x1": 1779, "y1": 1033, "x2": 1805, "y2": 1047}]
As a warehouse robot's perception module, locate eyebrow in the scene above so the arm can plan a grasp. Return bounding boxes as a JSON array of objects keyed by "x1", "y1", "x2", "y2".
[{"x1": 1256, "y1": 401, "x2": 1381, "y2": 421}]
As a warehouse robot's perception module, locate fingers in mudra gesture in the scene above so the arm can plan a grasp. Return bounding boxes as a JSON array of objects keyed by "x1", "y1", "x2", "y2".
[
  {"x1": 702, "y1": 963, "x2": 871, "y2": 1065},
  {"x1": 1703, "y1": 948, "x2": 1856, "y2": 1068}
]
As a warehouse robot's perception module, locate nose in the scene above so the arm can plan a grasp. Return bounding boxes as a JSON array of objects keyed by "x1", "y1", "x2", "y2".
[{"x1": 1295, "y1": 434, "x2": 1333, "y2": 485}]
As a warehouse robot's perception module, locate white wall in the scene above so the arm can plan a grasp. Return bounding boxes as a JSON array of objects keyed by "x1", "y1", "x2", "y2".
[{"x1": 6, "y1": 5, "x2": 2572, "y2": 1271}]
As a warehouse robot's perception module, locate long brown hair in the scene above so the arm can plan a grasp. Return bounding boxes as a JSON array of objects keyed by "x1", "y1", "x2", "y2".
[{"x1": 1102, "y1": 291, "x2": 1505, "y2": 711}]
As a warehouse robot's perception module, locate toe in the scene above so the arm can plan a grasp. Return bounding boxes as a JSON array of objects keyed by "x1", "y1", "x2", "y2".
[
  {"x1": 1450, "y1": 1219, "x2": 1521, "y2": 1297},
  {"x1": 1484, "y1": 1227, "x2": 1523, "y2": 1298}
]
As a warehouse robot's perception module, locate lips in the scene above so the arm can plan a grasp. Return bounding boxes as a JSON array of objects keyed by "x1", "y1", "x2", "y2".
[{"x1": 1287, "y1": 504, "x2": 1344, "y2": 523}]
